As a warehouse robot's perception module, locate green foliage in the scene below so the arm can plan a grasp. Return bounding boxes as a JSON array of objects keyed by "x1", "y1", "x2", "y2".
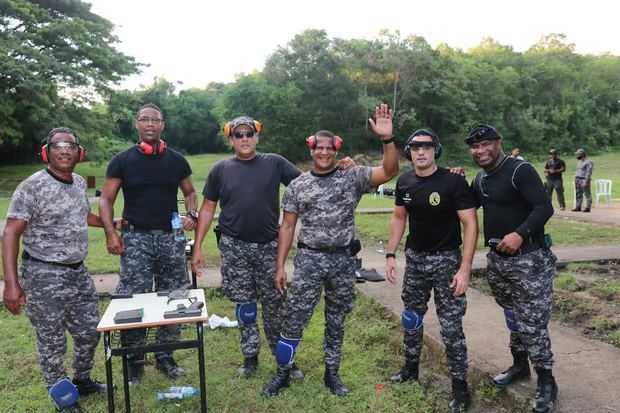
[{"x1": 555, "y1": 274, "x2": 577, "y2": 290}]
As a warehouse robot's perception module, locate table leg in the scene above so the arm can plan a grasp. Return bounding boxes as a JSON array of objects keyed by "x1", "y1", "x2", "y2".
[
  {"x1": 122, "y1": 356, "x2": 131, "y2": 413},
  {"x1": 197, "y1": 322, "x2": 207, "y2": 412},
  {"x1": 104, "y1": 332, "x2": 115, "y2": 413}
]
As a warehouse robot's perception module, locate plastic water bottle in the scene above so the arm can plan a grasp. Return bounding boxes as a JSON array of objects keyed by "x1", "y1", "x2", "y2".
[
  {"x1": 157, "y1": 386, "x2": 199, "y2": 400},
  {"x1": 171, "y1": 212, "x2": 185, "y2": 242}
]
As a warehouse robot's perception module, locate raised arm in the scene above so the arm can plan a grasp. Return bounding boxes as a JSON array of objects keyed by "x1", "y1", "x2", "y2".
[{"x1": 368, "y1": 103, "x2": 399, "y2": 187}]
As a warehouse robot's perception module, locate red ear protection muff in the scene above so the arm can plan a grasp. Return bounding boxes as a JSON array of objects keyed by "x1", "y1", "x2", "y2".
[
  {"x1": 137, "y1": 139, "x2": 167, "y2": 155},
  {"x1": 39, "y1": 128, "x2": 85, "y2": 163},
  {"x1": 223, "y1": 119, "x2": 263, "y2": 137},
  {"x1": 306, "y1": 134, "x2": 343, "y2": 151},
  {"x1": 404, "y1": 129, "x2": 442, "y2": 161}
]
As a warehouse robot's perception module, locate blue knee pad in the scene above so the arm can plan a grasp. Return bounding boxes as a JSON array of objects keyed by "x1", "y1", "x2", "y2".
[
  {"x1": 402, "y1": 308, "x2": 424, "y2": 330},
  {"x1": 48, "y1": 378, "x2": 79, "y2": 409},
  {"x1": 236, "y1": 302, "x2": 257, "y2": 324},
  {"x1": 503, "y1": 308, "x2": 519, "y2": 333},
  {"x1": 275, "y1": 335, "x2": 300, "y2": 365}
]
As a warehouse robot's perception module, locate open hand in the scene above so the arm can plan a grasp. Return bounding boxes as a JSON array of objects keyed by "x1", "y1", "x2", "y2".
[{"x1": 369, "y1": 103, "x2": 393, "y2": 139}]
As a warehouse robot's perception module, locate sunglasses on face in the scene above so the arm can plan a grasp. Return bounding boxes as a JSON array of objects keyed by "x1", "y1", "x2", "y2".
[
  {"x1": 50, "y1": 142, "x2": 79, "y2": 152},
  {"x1": 233, "y1": 131, "x2": 256, "y2": 138}
]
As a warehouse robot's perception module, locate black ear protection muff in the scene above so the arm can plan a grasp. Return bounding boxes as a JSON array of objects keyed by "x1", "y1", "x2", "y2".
[
  {"x1": 137, "y1": 139, "x2": 167, "y2": 155},
  {"x1": 39, "y1": 127, "x2": 85, "y2": 163},
  {"x1": 404, "y1": 128, "x2": 442, "y2": 160},
  {"x1": 306, "y1": 133, "x2": 343, "y2": 151},
  {"x1": 223, "y1": 119, "x2": 263, "y2": 137}
]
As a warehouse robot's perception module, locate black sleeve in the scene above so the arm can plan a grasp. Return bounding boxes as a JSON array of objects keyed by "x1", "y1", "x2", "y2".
[
  {"x1": 203, "y1": 162, "x2": 222, "y2": 202},
  {"x1": 513, "y1": 163, "x2": 554, "y2": 238},
  {"x1": 275, "y1": 154, "x2": 301, "y2": 186},
  {"x1": 453, "y1": 176, "x2": 476, "y2": 210},
  {"x1": 105, "y1": 152, "x2": 124, "y2": 179},
  {"x1": 559, "y1": 160, "x2": 566, "y2": 170},
  {"x1": 175, "y1": 152, "x2": 192, "y2": 181},
  {"x1": 394, "y1": 175, "x2": 404, "y2": 206},
  {"x1": 469, "y1": 173, "x2": 482, "y2": 208}
]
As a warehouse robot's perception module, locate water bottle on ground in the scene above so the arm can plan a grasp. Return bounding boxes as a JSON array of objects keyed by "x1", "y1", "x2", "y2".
[
  {"x1": 157, "y1": 386, "x2": 199, "y2": 400},
  {"x1": 171, "y1": 211, "x2": 185, "y2": 242}
]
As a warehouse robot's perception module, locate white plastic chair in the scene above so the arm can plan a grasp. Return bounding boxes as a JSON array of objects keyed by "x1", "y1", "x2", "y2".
[
  {"x1": 595, "y1": 179, "x2": 612, "y2": 207},
  {"x1": 373, "y1": 184, "x2": 385, "y2": 199}
]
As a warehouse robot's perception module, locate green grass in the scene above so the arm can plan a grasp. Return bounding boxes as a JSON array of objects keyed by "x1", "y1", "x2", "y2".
[{"x1": 0, "y1": 288, "x2": 521, "y2": 412}]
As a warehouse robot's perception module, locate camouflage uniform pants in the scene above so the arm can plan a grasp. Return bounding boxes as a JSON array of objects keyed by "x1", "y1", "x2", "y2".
[
  {"x1": 19, "y1": 261, "x2": 100, "y2": 386},
  {"x1": 402, "y1": 249, "x2": 468, "y2": 381},
  {"x1": 575, "y1": 177, "x2": 592, "y2": 209},
  {"x1": 486, "y1": 248, "x2": 556, "y2": 369},
  {"x1": 117, "y1": 230, "x2": 189, "y2": 362},
  {"x1": 280, "y1": 249, "x2": 356, "y2": 368},
  {"x1": 546, "y1": 178, "x2": 565, "y2": 209},
  {"x1": 219, "y1": 234, "x2": 285, "y2": 357}
]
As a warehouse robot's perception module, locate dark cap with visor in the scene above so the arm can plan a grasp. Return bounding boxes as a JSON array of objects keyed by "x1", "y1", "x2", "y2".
[{"x1": 464, "y1": 124, "x2": 502, "y2": 145}]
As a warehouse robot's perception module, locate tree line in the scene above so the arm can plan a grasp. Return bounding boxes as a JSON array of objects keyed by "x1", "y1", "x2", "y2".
[{"x1": 2, "y1": 1, "x2": 619, "y2": 164}]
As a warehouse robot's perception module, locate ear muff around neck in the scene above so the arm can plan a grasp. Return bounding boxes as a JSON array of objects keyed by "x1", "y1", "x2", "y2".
[{"x1": 137, "y1": 139, "x2": 166, "y2": 155}]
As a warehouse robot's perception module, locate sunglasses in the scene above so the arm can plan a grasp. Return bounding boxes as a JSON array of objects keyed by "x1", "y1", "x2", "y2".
[{"x1": 233, "y1": 131, "x2": 256, "y2": 138}]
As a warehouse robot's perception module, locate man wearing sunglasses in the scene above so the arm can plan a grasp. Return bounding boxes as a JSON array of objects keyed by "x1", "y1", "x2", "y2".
[
  {"x1": 384, "y1": 129, "x2": 478, "y2": 412},
  {"x1": 466, "y1": 124, "x2": 557, "y2": 413},
  {"x1": 99, "y1": 103, "x2": 198, "y2": 385},
  {"x1": 3, "y1": 128, "x2": 109, "y2": 412}
]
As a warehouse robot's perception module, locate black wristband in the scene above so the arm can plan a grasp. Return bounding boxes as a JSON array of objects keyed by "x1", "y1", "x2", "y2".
[
  {"x1": 381, "y1": 136, "x2": 395, "y2": 144},
  {"x1": 385, "y1": 252, "x2": 396, "y2": 259}
]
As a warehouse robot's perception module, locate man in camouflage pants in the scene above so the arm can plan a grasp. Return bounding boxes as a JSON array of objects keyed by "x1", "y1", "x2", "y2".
[
  {"x1": 2, "y1": 128, "x2": 108, "y2": 412},
  {"x1": 467, "y1": 124, "x2": 558, "y2": 413},
  {"x1": 384, "y1": 129, "x2": 478, "y2": 412},
  {"x1": 572, "y1": 148, "x2": 594, "y2": 212},
  {"x1": 99, "y1": 103, "x2": 198, "y2": 385},
  {"x1": 262, "y1": 103, "x2": 399, "y2": 397}
]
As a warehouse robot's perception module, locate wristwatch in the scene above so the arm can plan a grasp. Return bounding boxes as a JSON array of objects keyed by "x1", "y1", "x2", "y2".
[
  {"x1": 186, "y1": 211, "x2": 198, "y2": 222},
  {"x1": 385, "y1": 252, "x2": 396, "y2": 259},
  {"x1": 381, "y1": 135, "x2": 395, "y2": 144}
]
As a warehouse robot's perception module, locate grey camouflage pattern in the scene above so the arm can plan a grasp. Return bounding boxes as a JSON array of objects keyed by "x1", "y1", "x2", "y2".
[
  {"x1": 545, "y1": 178, "x2": 565, "y2": 209},
  {"x1": 281, "y1": 167, "x2": 372, "y2": 248},
  {"x1": 574, "y1": 178, "x2": 592, "y2": 209},
  {"x1": 7, "y1": 170, "x2": 89, "y2": 263},
  {"x1": 218, "y1": 234, "x2": 285, "y2": 357},
  {"x1": 280, "y1": 249, "x2": 357, "y2": 368},
  {"x1": 401, "y1": 249, "x2": 468, "y2": 380},
  {"x1": 486, "y1": 248, "x2": 556, "y2": 369},
  {"x1": 19, "y1": 261, "x2": 100, "y2": 385},
  {"x1": 116, "y1": 230, "x2": 189, "y2": 361}
]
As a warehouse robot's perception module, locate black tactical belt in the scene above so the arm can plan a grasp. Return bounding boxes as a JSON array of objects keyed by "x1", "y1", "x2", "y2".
[
  {"x1": 491, "y1": 241, "x2": 542, "y2": 257},
  {"x1": 297, "y1": 241, "x2": 349, "y2": 254},
  {"x1": 121, "y1": 221, "x2": 172, "y2": 235},
  {"x1": 575, "y1": 176, "x2": 586, "y2": 179},
  {"x1": 22, "y1": 251, "x2": 83, "y2": 270}
]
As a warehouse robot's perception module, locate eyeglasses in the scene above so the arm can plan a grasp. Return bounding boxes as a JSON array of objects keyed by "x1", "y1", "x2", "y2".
[
  {"x1": 233, "y1": 131, "x2": 256, "y2": 138},
  {"x1": 49, "y1": 142, "x2": 79, "y2": 152},
  {"x1": 410, "y1": 143, "x2": 435, "y2": 151},
  {"x1": 137, "y1": 117, "x2": 163, "y2": 124}
]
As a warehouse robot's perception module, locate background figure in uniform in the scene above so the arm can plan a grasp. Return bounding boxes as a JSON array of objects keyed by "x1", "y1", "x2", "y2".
[
  {"x1": 385, "y1": 129, "x2": 478, "y2": 413},
  {"x1": 467, "y1": 124, "x2": 558, "y2": 413},
  {"x1": 572, "y1": 148, "x2": 593, "y2": 212},
  {"x1": 511, "y1": 147, "x2": 524, "y2": 160},
  {"x1": 2, "y1": 128, "x2": 107, "y2": 413},
  {"x1": 99, "y1": 103, "x2": 198, "y2": 385},
  {"x1": 543, "y1": 149, "x2": 566, "y2": 211},
  {"x1": 262, "y1": 103, "x2": 399, "y2": 397}
]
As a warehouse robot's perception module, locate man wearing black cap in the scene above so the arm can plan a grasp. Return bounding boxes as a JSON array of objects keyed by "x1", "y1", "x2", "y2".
[
  {"x1": 544, "y1": 149, "x2": 566, "y2": 211},
  {"x1": 572, "y1": 148, "x2": 593, "y2": 212},
  {"x1": 466, "y1": 124, "x2": 558, "y2": 413},
  {"x1": 385, "y1": 128, "x2": 478, "y2": 412}
]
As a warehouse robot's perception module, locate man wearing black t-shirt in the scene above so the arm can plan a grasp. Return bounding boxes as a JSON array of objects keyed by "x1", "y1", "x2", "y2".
[
  {"x1": 466, "y1": 124, "x2": 557, "y2": 413},
  {"x1": 544, "y1": 149, "x2": 566, "y2": 210},
  {"x1": 99, "y1": 103, "x2": 198, "y2": 385},
  {"x1": 385, "y1": 129, "x2": 477, "y2": 413}
]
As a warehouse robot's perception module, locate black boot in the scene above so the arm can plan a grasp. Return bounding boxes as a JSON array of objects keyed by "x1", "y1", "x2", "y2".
[
  {"x1": 236, "y1": 355, "x2": 258, "y2": 379},
  {"x1": 72, "y1": 377, "x2": 107, "y2": 395},
  {"x1": 532, "y1": 368, "x2": 558, "y2": 413},
  {"x1": 493, "y1": 350, "x2": 530, "y2": 386},
  {"x1": 389, "y1": 360, "x2": 419, "y2": 383},
  {"x1": 290, "y1": 362, "x2": 304, "y2": 380},
  {"x1": 324, "y1": 366, "x2": 349, "y2": 396},
  {"x1": 448, "y1": 379, "x2": 471, "y2": 412},
  {"x1": 127, "y1": 360, "x2": 145, "y2": 387},
  {"x1": 263, "y1": 364, "x2": 290, "y2": 397}
]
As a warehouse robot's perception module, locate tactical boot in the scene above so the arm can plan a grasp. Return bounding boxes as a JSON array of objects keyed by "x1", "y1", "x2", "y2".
[
  {"x1": 262, "y1": 365, "x2": 290, "y2": 397},
  {"x1": 571, "y1": 207, "x2": 581, "y2": 212},
  {"x1": 532, "y1": 368, "x2": 558, "y2": 413},
  {"x1": 236, "y1": 355, "x2": 258, "y2": 379},
  {"x1": 583, "y1": 208, "x2": 591, "y2": 213},
  {"x1": 127, "y1": 361, "x2": 145, "y2": 386},
  {"x1": 324, "y1": 366, "x2": 349, "y2": 396},
  {"x1": 72, "y1": 377, "x2": 107, "y2": 395},
  {"x1": 448, "y1": 379, "x2": 471, "y2": 412},
  {"x1": 493, "y1": 350, "x2": 530, "y2": 386},
  {"x1": 155, "y1": 356, "x2": 186, "y2": 379},
  {"x1": 290, "y1": 362, "x2": 304, "y2": 380},
  {"x1": 389, "y1": 360, "x2": 419, "y2": 383}
]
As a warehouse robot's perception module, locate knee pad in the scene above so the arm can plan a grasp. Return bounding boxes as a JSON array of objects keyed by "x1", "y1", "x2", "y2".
[
  {"x1": 275, "y1": 335, "x2": 300, "y2": 365},
  {"x1": 48, "y1": 378, "x2": 79, "y2": 409},
  {"x1": 503, "y1": 308, "x2": 519, "y2": 333},
  {"x1": 402, "y1": 308, "x2": 424, "y2": 330},
  {"x1": 236, "y1": 302, "x2": 257, "y2": 324}
]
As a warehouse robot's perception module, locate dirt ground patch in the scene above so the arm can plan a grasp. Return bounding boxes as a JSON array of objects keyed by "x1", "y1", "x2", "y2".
[{"x1": 471, "y1": 261, "x2": 620, "y2": 348}]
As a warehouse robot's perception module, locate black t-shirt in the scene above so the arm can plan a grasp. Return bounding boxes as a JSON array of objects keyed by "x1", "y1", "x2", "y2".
[
  {"x1": 471, "y1": 156, "x2": 554, "y2": 244},
  {"x1": 395, "y1": 167, "x2": 476, "y2": 252},
  {"x1": 203, "y1": 153, "x2": 300, "y2": 243},
  {"x1": 545, "y1": 158, "x2": 566, "y2": 180},
  {"x1": 106, "y1": 146, "x2": 192, "y2": 230}
]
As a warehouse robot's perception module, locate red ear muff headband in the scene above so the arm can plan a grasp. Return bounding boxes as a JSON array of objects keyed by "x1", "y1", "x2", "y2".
[
  {"x1": 306, "y1": 134, "x2": 343, "y2": 151},
  {"x1": 137, "y1": 139, "x2": 167, "y2": 155},
  {"x1": 39, "y1": 128, "x2": 85, "y2": 163},
  {"x1": 223, "y1": 120, "x2": 263, "y2": 137}
]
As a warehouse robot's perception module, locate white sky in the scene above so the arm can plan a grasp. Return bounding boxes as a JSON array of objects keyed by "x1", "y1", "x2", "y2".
[{"x1": 88, "y1": 0, "x2": 620, "y2": 91}]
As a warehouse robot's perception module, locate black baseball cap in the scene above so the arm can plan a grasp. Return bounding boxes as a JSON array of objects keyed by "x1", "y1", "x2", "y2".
[{"x1": 464, "y1": 124, "x2": 502, "y2": 145}]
